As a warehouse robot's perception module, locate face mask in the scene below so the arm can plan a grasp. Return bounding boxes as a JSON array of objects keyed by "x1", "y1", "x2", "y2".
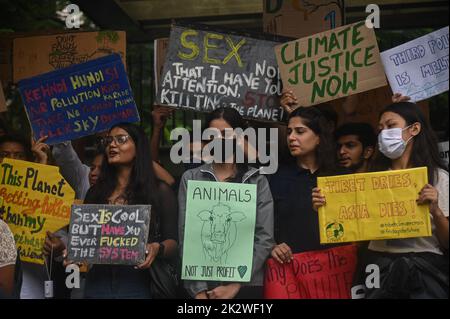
[{"x1": 378, "y1": 126, "x2": 413, "y2": 160}]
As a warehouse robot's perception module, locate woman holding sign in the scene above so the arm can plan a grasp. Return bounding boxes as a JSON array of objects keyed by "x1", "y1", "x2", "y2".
[
  {"x1": 314, "y1": 102, "x2": 449, "y2": 299},
  {"x1": 82, "y1": 123, "x2": 178, "y2": 299},
  {"x1": 178, "y1": 107, "x2": 275, "y2": 299},
  {"x1": 269, "y1": 107, "x2": 344, "y2": 262}
]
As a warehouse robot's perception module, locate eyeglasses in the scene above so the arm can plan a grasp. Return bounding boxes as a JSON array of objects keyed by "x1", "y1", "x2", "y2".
[{"x1": 100, "y1": 135, "x2": 131, "y2": 147}]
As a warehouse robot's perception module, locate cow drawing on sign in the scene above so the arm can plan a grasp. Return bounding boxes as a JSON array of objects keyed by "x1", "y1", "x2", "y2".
[{"x1": 197, "y1": 203, "x2": 246, "y2": 264}]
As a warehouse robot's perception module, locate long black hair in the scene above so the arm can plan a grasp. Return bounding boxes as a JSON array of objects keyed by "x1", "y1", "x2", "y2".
[
  {"x1": 288, "y1": 107, "x2": 337, "y2": 175},
  {"x1": 205, "y1": 107, "x2": 249, "y2": 182},
  {"x1": 373, "y1": 102, "x2": 447, "y2": 185},
  {"x1": 85, "y1": 123, "x2": 159, "y2": 206}
]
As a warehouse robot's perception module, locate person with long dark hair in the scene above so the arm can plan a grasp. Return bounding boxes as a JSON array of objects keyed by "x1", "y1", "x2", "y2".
[
  {"x1": 314, "y1": 102, "x2": 449, "y2": 298},
  {"x1": 270, "y1": 107, "x2": 339, "y2": 265},
  {"x1": 82, "y1": 123, "x2": 178, "y2": 299},
  {"x1": 178, "y1": 107, "x2": 274, "y2": 299}
]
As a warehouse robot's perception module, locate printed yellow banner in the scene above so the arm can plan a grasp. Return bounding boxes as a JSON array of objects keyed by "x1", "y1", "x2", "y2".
[
  {"x1": 0, "y1": 158, "x2": 75, "y2": 264},
  {"x1": 317, "y1": 167, "x2": 432, "y2": 244}
]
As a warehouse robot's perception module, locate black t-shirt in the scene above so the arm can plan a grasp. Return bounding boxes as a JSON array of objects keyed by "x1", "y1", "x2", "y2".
[{"x1": 269, "y1": 163, "x2": 343, "y2": 253}]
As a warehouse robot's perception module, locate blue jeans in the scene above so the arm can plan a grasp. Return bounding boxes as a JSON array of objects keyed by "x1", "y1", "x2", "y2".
[{"x1": 84, "y1": 265, "x2": 151, "y2": 299}]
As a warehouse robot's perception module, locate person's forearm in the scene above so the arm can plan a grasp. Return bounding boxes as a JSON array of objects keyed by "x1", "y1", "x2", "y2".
[
  {"x1": 153, "y1": 162, "x2": 175, "y2": 186},
  {"x1": 151, "y1": 126, "x2": 163, "y2": 163},
  {"x1": 161, "y1": 239, "x2": 177, "y2": 259}
]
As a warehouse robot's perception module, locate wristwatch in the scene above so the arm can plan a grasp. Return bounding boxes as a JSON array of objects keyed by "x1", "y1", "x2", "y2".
[{"x1": 158, "y1": 242, "x2": 165, "y2": 257}]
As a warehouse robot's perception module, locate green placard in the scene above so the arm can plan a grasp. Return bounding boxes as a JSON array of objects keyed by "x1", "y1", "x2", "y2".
[{"x1": 182, "y1": 180, "x2": 257, "y2": 282}]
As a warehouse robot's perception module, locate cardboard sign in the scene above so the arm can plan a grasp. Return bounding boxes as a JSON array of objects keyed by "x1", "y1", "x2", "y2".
[
  {"x1": 381, "y1": 27, "x2": 449, "y2": 102},
  {"x1": 67, "y1": 204, "x2": 151, "y2": 265},
  {"x1": 156, "y1": 24, "x2": 286, "y2": 122},
  {"x1": 154, "y1": 38, "x2": 170, "y2": 98},
  {"x1": 182, "y1": 181, "x2": 257, "y2": 282},
  {"x1": 0, "y1": 81, "x2": 6, "y2": 113},
  {"x1": 439, "y1": 141, "x2": 449, "y2": 165},
  {"x1": 264, "y1": 0, "x2": 345, "y2": 38},
  {"x1": 275, "y1": 21, "x2": 387, "y2": 106},
  {"x1": 0, "y1": 159, "x2": 75, "y2": 264},
  {"x1": 264, "y1": 245, "x2": 357, "y2": 299},
  {"x1": 13, "y1": 31, "x2": 126, "y2": 83},
  {"x1": 18, "y1": 54, "x2": 140, "y2": 145},
  {"x1": 317, "y1": 168, "x2": 432, "y2": 244}
]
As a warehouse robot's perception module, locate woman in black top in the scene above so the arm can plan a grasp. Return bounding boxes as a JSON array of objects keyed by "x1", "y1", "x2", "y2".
[
  {"x1": 269, "y1": 107, "x2": 337, "y2": 264},
  {"x1": 83, "y1": 123, "x2": 178, "y2": 299}
]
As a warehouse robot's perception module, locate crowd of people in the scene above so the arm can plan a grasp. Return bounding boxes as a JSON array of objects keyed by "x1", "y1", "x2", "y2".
[{"x1": 0, "y1": 90, "x2": 448, "y2": 299}]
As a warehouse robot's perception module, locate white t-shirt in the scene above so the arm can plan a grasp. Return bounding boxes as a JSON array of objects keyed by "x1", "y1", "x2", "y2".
[
  {"x1": 369, "y1": 168, "x2": 449, "y2": 255},
  {"x1": 0, "y1": 219, "x2": 17, "y2": 268}
]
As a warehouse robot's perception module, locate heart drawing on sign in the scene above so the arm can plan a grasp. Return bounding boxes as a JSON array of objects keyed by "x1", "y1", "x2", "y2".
[{"x1": 238, "y1": 266, "x2": 248, "y2": 279}]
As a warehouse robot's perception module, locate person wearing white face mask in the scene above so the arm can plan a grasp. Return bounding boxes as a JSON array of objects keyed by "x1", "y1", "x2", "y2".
[
  {"x1": 313, "y1": 101, "x2": 449, "y2": 299},
  {"x1": 377, "y1": 124, "x2": 415, "y2": 160}
]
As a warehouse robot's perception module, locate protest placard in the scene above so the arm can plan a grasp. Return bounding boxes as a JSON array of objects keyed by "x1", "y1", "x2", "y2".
[
  {"x1": 264, "y1": 245, "x2": 357, "y2": 299},
  {"x1": 439, "y1": 141, "x2": 449, "y2": 165},
  {"x1": 67, "y1": 204, "x2": 151, "y2": 265},
  {"x1": 264, "y1": 0, "x2": 345, "y2": 38},
  {"x1": 156, "y1": 24, "x2": 286, "y2": 122},
  {"x1": 317, "y1": 167, "x2": 432, "y2": 244},
  {"x1": 275, "y1": 21, "x2": 387, "y2": 106},
  {"x1": 0, "y1": 158, "x2": 75, "y2": 264},
  {"x1": 381, "y1": 27, "x2": 449, "y2": 102},
  {"x1": 13, "y1": 31, "x2": 126, "y2": 83},
  {"x1": 182, "y1": 181, "x2": 257, "y2": 282},
  {"x1": 18, "y1": 54, "x2": 140, "y2": 145},
  {"x1": 0, "y1": 81, "x2": 6, "y2": 112}
]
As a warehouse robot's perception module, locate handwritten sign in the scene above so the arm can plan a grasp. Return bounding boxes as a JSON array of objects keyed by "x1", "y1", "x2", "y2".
[
  {"x1": 317, "y1": 168, "x2": 432, "y2": 244},
  {"x1": 18, "y1": 54, "x2": 140, "y2": 145},
  {"x1": 0, "y1": 81, "x2": 6, "y2": 112},
  {"x1": 439, "y1": 141, "x2": 449, "y2": 166},
  {"x1": 264, "y1": 245, "x2": 357, "y2": 299},
  {"x1": 276, "y1": 21, "x2": 387, "y2": 106},
  {"x1": 182, "y1": 181, "x2": 257, "y2": 282},
  {"x1": 156, "y1": 24, "x2": 285, "y2": 122},
  {"x1": 13, "y1": 31, "x2": 126, "y2": 82},
  {"x1": 0, "y1": 159, "x2": 75, "y2": 264},
  {"x1": 67, "y1": 204, "x2": 151, "y2": 265},
  {"x1": 381, "y1": 27, "x2": 449, "y2": 102},
  {"x1": 264, "y1": 0, "x2": 345, "y2": 38}
]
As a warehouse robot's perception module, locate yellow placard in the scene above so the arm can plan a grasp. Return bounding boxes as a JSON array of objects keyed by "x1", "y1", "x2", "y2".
[
  {"x1": 0, "y1": 158, "x2": 75, "y2": 264},
  {"x1": 317, "y1": 167, "x2": 432, "y2": 244}
]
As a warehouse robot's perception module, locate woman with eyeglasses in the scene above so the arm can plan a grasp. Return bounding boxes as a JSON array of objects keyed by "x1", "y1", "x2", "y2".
[
  {"x1": 82, "y1": 123, "x2": 178, "y2": 299},
  {"x1": 313, "y1": 102, "x2": 449, "y2": 299}
]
